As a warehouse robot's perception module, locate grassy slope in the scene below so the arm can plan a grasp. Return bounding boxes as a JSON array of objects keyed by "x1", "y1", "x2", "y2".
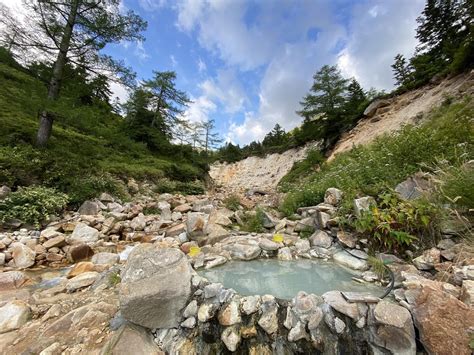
[
  {"x1": 0, "y1": 63, "x2": 204, "y2": 205},
  {"x1": 279, "y1": 97, "x2": 474, "y2": 215}
]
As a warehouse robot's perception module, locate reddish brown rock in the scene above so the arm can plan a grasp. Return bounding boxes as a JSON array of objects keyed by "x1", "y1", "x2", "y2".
[
  {"x1": 411, "y1": 285, "x2": 474, "y2": 355},
  {"x1": 68, "y1": 244, "x2": 94, "y2": 262}
]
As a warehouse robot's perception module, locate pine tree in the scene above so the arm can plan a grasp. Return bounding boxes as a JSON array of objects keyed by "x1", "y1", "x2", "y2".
[
  {"x1": 1, "y1": 0, "x2": 147, "y2": 147},
  {"x1": 298, "y1": 65, "x2": 349, "y2": 121},
  {"x1": 391, "y1": 54, "x2": 412, "y2": 87},
  {"x1": 343, "y1": 78, "x2": 367, "y2": 125},
  {"x1": 143, "y1": 71, "x2": 191, "y2": 136}
]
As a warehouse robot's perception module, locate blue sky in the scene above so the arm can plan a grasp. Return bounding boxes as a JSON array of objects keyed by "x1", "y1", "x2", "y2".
[{"x1": 2, "y1": 0, "x2": 426, "y2": 145}]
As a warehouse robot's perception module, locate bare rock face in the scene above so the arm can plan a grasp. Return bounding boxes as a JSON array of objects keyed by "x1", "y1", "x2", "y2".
[
  {"x1": 0, "y1": 300, "x2": 31, "y2": 334},
  {"x1": 410, "y1": 285, "x2": 474, "y2": 355},
  {"x1": 120, "y1": 245, "x2": 192, "y2": 329}
]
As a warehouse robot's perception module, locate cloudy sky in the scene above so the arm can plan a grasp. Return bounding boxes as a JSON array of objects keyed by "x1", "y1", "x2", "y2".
[{"x1": 2, "y1": 0, "x2": 425, "y2": 145}]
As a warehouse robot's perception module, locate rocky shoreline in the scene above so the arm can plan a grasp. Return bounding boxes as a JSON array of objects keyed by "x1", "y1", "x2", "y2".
[{"x1": 0, "y1": 186, "x2": 473, "y2": 354}]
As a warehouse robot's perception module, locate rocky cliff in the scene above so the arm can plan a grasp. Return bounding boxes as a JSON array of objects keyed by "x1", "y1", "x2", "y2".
[{"x1": 210, "y1": 141, "x2": 320, "y2": 193}]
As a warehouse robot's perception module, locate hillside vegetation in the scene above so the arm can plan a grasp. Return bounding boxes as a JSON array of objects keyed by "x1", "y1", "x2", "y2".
[
  {"x1": 280, "y1": 98, "x2": 474, "y2": 216},
  {"x1": 0, "y1": 55, "x2": 206, "y2": 206}
]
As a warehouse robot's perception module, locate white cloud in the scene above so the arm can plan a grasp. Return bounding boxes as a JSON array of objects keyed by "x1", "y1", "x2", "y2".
[
  {"x1": 109, "y1": 81, "x2": 129, "y2": 105},
  {"x1": 134, "y1": 40, "x2": 149, "y2": 61},
  {"x1": 200, "y1": 69, "x2": 247, "y2": 114},
  {"x1": 138, "y1": 0, "x2": 167, "y2": 11},
  {"x1": 182, "y1": 95, "x2": 216, "y2": 123},
  {"x1": 197, "y1": 57, "x2": 207, "y2": 72},
  {"x1": 338, "y1": 0, "x2": 424, "y2": 90},
  {"x1": 170, "y1": 54, "x2": 178, "y2": 67}
]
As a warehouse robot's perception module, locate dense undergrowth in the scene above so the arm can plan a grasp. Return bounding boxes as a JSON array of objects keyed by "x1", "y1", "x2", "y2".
[
  {"x1": 280, "y1": 98, "x2": 474, "y2": 216},
  {"x1": 0, "y1": 61, "x2": 206, "y2": 207}
]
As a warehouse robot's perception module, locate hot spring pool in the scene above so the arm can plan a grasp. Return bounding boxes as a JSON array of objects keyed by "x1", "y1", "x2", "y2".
[{"x1": 198, "y1": 259, "x2": 382, "y2": 299}]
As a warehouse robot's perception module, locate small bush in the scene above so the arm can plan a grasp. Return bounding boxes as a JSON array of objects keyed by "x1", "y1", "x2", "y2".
[
  {"x1": 279, "y1": 149, "x2": 324, "y2": 190},
  {"x1": 352, "y1": 191, "x2": 442, "y2": 254},
  {"x1": 241, "y1": 208, "x2": 265, "y2": 233},
  {"x1": 153, "y1": 179, "x2": 205, "y2": 195},
  {"x1": 433, "y1": 158, "x2": 474, "y2": 211},
  {"x1": 299, "y1": 225, "x2": 315, "y2": 238},
  {"x1": 0, "y1": 186, "x2": 69, "y2": 227},
  {"x1": 224, "y1": 194, "x2": 241, "y2": 211}
]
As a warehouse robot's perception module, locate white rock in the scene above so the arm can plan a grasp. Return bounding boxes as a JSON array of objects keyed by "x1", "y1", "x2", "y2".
[{"x1": 0, "y1": 300, "x2": 30, "y2": 333}]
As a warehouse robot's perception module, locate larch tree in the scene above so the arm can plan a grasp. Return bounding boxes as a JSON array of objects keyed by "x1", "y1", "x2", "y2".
[
  {"x1": 143, "y1": 71, "x2": 191, "y2": 139},
  {"x1": 2, "y1": 0, "x2": 147, "y2": 147},
  {"x1": 201, "y1": 119, "x2": 222, "y2": 155}
]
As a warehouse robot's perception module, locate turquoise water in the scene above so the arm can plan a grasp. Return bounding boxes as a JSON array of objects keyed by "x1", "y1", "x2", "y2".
[{"x1": 199, "y1": 259, "x2": 382, "y2": 299}]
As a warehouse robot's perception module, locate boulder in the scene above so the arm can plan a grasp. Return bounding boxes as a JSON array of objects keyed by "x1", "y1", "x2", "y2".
[
  {"x1": 0, "y1": 185, "x2": 11, "y2": 200},
  {"x1": 295, "y1": 239, "x2": 310, "y2": 253},
  {"x1": 240, "y1": 296, "x2": 261, "y2": 315},
  {"x1": 204, "y1": 223, "x2": 230, "y2": 245},
  {"x1": 223, "y1": 244, "x2": 261, "y2": 260},
  {"x1": 91, "y1": 252, "x2": 119, "y2": 265},
  {"x1": 322, "y1": 291, "x2": 360, "y2": 320},
  {"x1": 332, "y1": 250, "x2": 368, "y2": 270},
  {"x1": 221, "y1": 325, "x2": 241, "y2": 352},
  {"x1": 218, "y1": 297, "x2": 241, "y2": 326},
  {"x1": 460, "y1": 280, "x2": 474, "y2": 306},
  {"x1": 174, "y1": 204, "x2": 192, "y2": 213},
  {"x1": 336, "y1": 230, "x2": 356, "y2": 248},
  {"x1": 68, "y1": 243, "x2": 94, "y2": 262},
  {"x1": 0, "y1": 301, "x2": 30, "y2": 334},
  {"x1": 258, "y1": 238, "x2": 281, "y2": 251},
  {"x1": 11, "y1": 242, "x2": 35, "y2": 269},
  {"x1": 120, "y1": 245, "x2": 192, "y2": 329},
  {"x1": 42, "y1": 235, "x2": 66, "y2": 249},
  {"x1": 372, "y1": 300, "x2": 416, "y2": 355},
  {"x1": 324, "y1": 188, "x2": 343, "y2": 206},
  {"x1": 78, "y1": 200, "x2": 100, "y2": 215},
  {"x1": 410, "y1": 285, "x2": 474, "y2": 355},
  {"x1": 101, "y1": 323, "x2": 163, "y2": 355},
  {"x1": 66, "y1": 271, "x2": 99, "y2": 292},
  {"x1": 353, "y1": 196, "x2": 375, "y2": 218},
  {"x1": 186, "y1": 212, "x2": 208, "y2": 238},
  {"x1": 67, "y1": 261, "x2": 97, "y2": 278},
  {"x1": 68, "y1": 223, "x2": 99, "y2": 245},
  {"x1": 0, "y1": 271, "x2": 29, "y2": 291},
  {"x1": 412, "y1": 248, "x2": 440, "y2": 271},
  {"x1": 130, "y1": 214, "x2": 146, "y2": 231},
  {"x1": 394, "y1": 173, "x2": 433, "y2": 200},
  {"x1": 278, "y1": 247, "x2": 292, "y2": 261},
  {"x1": 309, "y1": 230, "x2": 332, "y2": 248},
  {"x1": 258, "y1": 295, "x2": 279, "y2": 334},
  {"x1": 363, "y1": 99, "x2": 390, "y2": 117}
]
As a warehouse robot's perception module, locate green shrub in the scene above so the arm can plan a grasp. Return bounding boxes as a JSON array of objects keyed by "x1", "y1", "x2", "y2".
[
  {"x1": 280, "y1": 99, "x2": 474, "y2": 215},
  {"x1": 299, "y1": 225, "x2": 315, "y2": 238},
  {"x1": 61, "y1": 174, "x2": 129, "y2": 207},
  {"x1": 175, "y1": 181, "x2": 205, "y2": 195},
  {"x1": 433, "y1": 158, "x2": 474, "y2": 211},
  {"x1": 241, "y1": 208, "x2": 266, "y2": 233},
  {"x1": 0, "y1": 186, "x2": 69, "y2": 227},
  {"x1": 352, "y1": 191, "x2": 442, "y2": 254},
  {"x1": 224, "y1": 194, "x2": 241, "y2": 211}
]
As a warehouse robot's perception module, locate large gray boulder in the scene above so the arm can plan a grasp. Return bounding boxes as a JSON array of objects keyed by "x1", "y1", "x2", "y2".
[
  {"x1": 11, "y1": 242, "x2": 35, "y2": 269},
  {"x1": 120, "y1": 245, "x2": 192, "y2": 329},
  {"x1": 68, "y1": 223, "x2": 100, "y2": 244}
]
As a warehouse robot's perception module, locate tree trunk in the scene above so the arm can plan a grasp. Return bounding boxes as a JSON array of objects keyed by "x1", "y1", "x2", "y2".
[{"x1": 36, "y1": 0, "x2": 79, "y2": 147}]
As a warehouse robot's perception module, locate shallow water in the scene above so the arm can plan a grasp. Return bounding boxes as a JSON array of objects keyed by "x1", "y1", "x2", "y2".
[{"x1": 199, "y1": 259, "x2": 383, "y2": 299}]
